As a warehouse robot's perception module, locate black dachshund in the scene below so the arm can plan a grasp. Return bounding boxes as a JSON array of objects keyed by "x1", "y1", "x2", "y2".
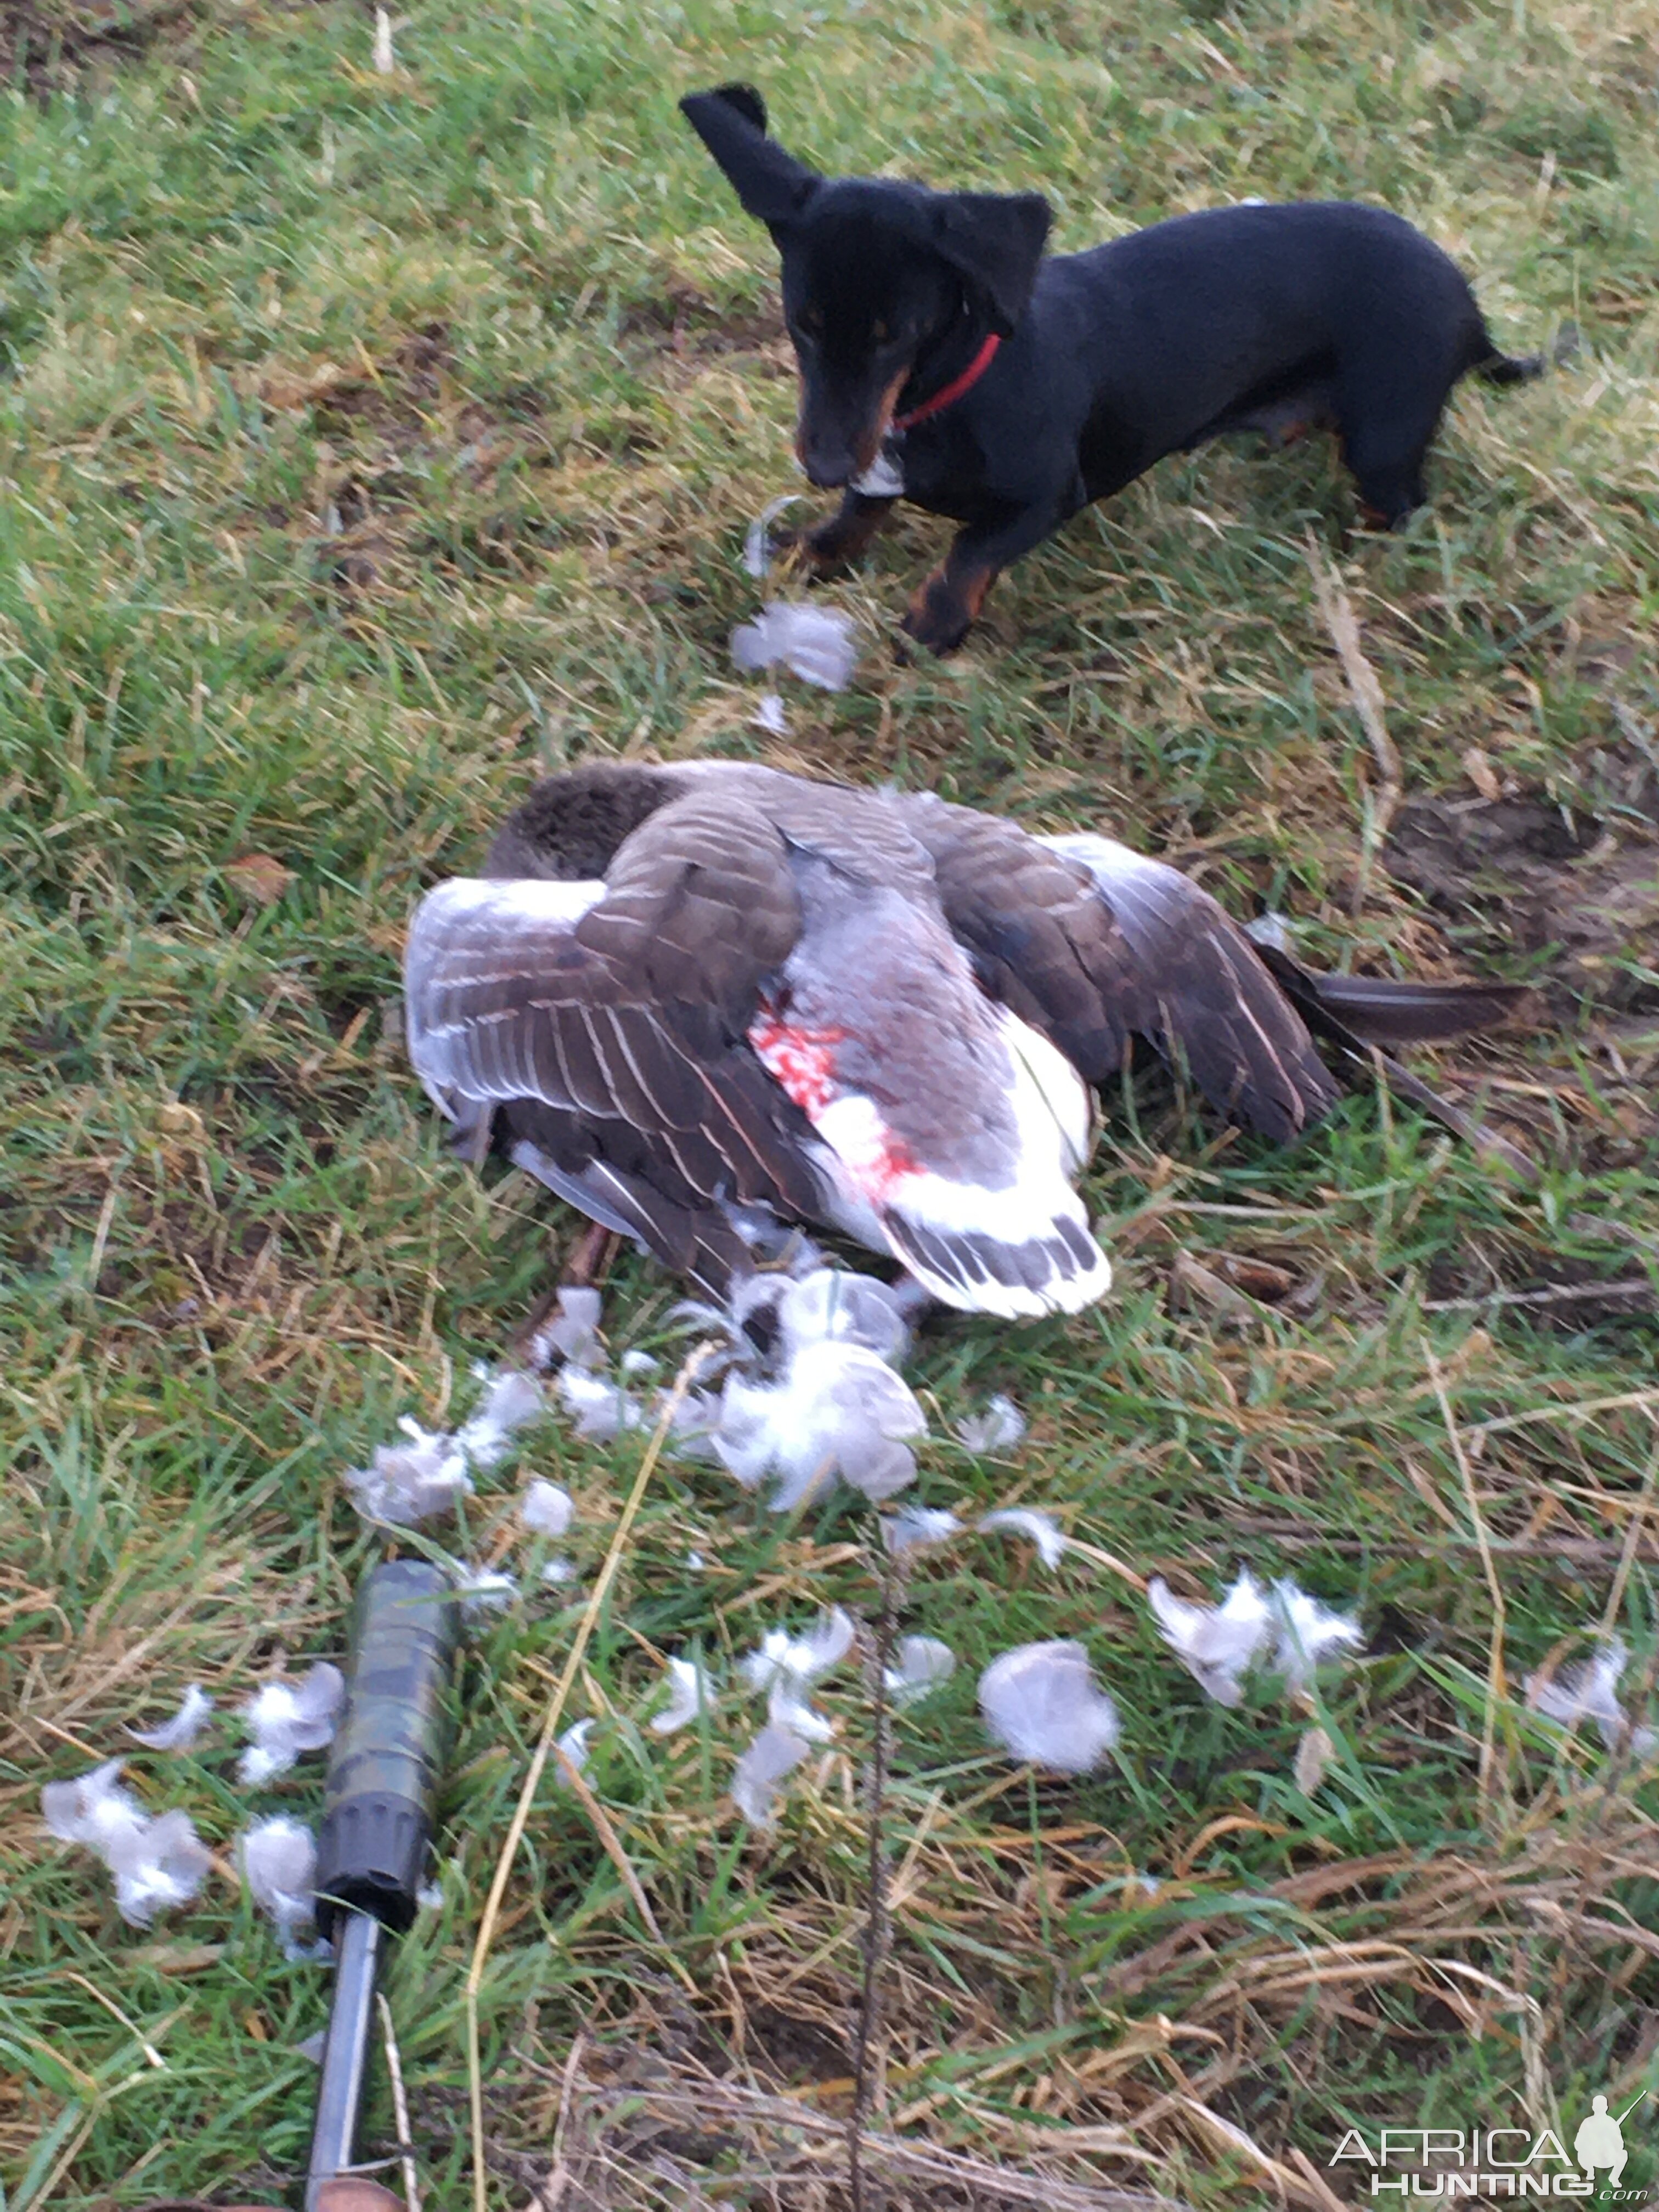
[{"x1": 681, "y1": 83, "x2": 1545, "y2": 654}]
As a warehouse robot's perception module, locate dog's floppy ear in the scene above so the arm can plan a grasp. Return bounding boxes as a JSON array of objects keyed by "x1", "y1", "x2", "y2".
[
  {"x1": 930, "y1": 191, "x2": 1052, "y2": 334},
  {"x1": 706, "y1": 82, "x2": 768, "y2": 136},
  {"x1": 680, "y1": 83, "x2": 820, "y2": 233}
]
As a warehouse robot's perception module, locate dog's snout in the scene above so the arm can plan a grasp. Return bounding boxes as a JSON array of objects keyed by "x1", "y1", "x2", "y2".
[
  {"x1": 804, "y1": 457, "x2": 854, "y2": 489},
  {"x1": 794, "y1": 392, "x2": 875, "y2": 489},
  {"x1": 798, "y1": 436, "x2": 856, "y2": 489}
]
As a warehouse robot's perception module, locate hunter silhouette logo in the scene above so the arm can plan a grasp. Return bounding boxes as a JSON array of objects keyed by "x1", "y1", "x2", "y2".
[
  {"x1": 1576, "y1": 2096, "x2": 1646, "y2": 2194},
  {"x1": 1329, "y1": 2091, "x2": 1651, "y2": 2197}
]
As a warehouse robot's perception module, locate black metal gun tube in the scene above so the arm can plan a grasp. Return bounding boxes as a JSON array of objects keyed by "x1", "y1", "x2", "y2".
[{"x1": 306, "y1": 1560, "x2": 456, "y2": 2211}]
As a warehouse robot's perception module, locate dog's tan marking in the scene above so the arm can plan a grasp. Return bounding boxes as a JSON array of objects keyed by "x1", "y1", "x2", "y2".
[{"x1": 851, "y1": 366, "x2": 912, "y2": 476}]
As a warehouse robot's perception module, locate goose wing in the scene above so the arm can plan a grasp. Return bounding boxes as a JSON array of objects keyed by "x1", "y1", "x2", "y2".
[
  {"x1": 1041, "y1": 830, "x2": 1343, "y2": 1137},
  {"x1": 404, "y1": 790, "x2": 832, "y2": 1234},
  {"x1": 903, "y1": 797, "x2": 1340, "y2": 1141}
]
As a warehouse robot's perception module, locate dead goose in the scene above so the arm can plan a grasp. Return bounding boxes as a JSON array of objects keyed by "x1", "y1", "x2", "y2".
[{"x1": 404, "y1": 761, "x2": 1521, "y2": 1317}]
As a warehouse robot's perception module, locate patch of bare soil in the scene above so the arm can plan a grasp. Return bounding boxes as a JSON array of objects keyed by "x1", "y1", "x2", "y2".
[
  {"x1": 618, "y1": 282, "x2": 787, "y2": 364},
  {"x1": 263, "y1": 324, "x2": 568, "y2": 599},
  {"x1": 1, "y1": 0, "x2": 198, "y2": 95},
  {"x1": 308, "y1": 320, "x2": 456, "y2": 443},
  {"x1": 1384, "y1": 732, "x2": 1659, "y2": 1195},
  {"x1": 1386, "y1": 768, "x2": 1659, "y2": 1023},
  {"x1": 1424, "y1": 1238, "x2": 1659, "y2": 1335}
]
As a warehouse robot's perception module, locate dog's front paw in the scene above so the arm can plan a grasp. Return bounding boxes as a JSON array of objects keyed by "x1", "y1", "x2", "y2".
[
  {"x1": 783, "y1": 502, "x2": 898, "y2": 571},
  {"x1": 798, "y1": 516, "x2": 861, "y2": 575}
]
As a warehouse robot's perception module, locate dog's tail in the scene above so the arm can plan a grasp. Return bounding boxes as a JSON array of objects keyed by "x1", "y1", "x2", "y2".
[{"x1": 1471, "y1": 321, "x2": 1578, "y2": 385}]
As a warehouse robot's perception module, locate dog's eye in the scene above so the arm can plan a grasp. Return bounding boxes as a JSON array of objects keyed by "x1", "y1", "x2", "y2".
[
  {"x1": 798, "y1": 308, "x2": 823, "y2": 336},
  {"x1": 872, "y1": 319, "x2": 890, "y2": 344}
]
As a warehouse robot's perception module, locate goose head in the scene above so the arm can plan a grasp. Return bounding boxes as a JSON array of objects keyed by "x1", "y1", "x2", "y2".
[{"x1": 484, "y1": 761, "x2": 680, "y2": 882}]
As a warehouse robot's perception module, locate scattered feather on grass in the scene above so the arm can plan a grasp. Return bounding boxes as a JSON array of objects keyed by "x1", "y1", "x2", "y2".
[
  {"x1": 238, "y1": 1664, "x2": 345, "y2": 1786},
  {"x1": 768, "y1": 1677, "x2": 837, "y2": 1743},
  {"x1": 777, "y1": 1268, "x2": 911, "y2": 1367},
  {"x1": 348, "y1": 1363, "x2": 549, "y2": 1525},
  {"x1": 740, "y1": 1608, "x2": 856, "y2": 1695},
  {"x1": 730, "y1": 602, "x2": 859, "y2": 690},
  {"x1": 128, "y1": 1684, "x2": 215, "y2": 1752},
  {"x1": 885, "y1": 1635, "x2": 957, "y2": 1707},
  {"x1": 556, "y1": 1365, "x2": 644, "y2": 1441},
  {"x1": 345, "y1": 1419, "x2": 472, "y2": 1527},
  {"x1": 716, "y1": 1340, "x2": 924, "y2": 1510},
  {"x1": 1294, "y1": 1724, "x2": 1336, "y2": 1794},
  {"x1": 527, "y1": 1285, "x2": 606, "y2": 1371},
  {"x1": 880, "y1": 1505, "x2": 963, "y2": 1555},
  {"x1": 453, "y1": 1367, "x2": 545, "y2": 1471},
  {"x1": 239, "y1": 1816, "x2": 319, "y2": 1954},
  {"x1": 1147, "y1": 1570, "x2": 1273, "y2": 1707},
  {"x1": 650, "y1": 1657, "x2": 714, "y2": 1736},
  {"x1": 954, "y1": 1395, "x2": 1026, "y2": 1454},
  {"x1": 742, "y1": 494, "x2": 801, "y2": 578},
  {"x1": 731, "y1": 1724, "x2": 810, "y2": 1825},
  {"x1": 1270, "y1": 1579, "x2": 1365, "y2": 1695},
  {"x1": 43, "y1": 1762, "x2": 212, "y2": 1927},
  {"x1": 662, "y1": 1385, "x2": 726, "y2": 1463},
  {"x1": 555, "y1": 1719, "x2": 594, "y2": 1781},
  {"x1": 42, "y1": 1759, "x2": 148, "y2": 1854},
  {"x1": 978, "y1": 1506, "x2": 1068, "y2": 1570},
  {"x1": 979, "y1": 1641, "x2": 1120, "y2": 1773},
  {"x1": 452, "y1": 1566, "x2": 519, "y2": 1616},
  {"x1": 1527, "y1": 1638, "x2": 1659, "y2": 1757},
  {"x1": 521, "y1": 1479, "x2": 574, "y2": 1538},
  {"x1": 705, "y1": 1375, "x2": 778, "y2": 1493},
  {"x1": 1147, "y1": 1572, "x2": 1363, "y2": 1705},
  {"x1": 741, "y1": 1613, "x2": 853, "y2": 1745},
  {"x1": 106, "y1": 1809, "x2": 213, "y2": 1928}
]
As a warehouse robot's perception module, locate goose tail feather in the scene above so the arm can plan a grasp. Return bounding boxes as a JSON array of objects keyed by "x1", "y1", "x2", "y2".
[
  {"x1": 1256, "y1": 949, "x2": 1531, "y2": 1046},
  {"x1": 1251, "y1": 949, "x2": 1534, "y2": 1179},
  {"x1": 880, "y1": 1206, "x2": 1112, "y2": 1320}
]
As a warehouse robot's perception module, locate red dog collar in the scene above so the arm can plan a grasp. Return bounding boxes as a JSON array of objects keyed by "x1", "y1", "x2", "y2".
[{"x1": 891, "y1": 332, "x2": 1002, "y2": 432}]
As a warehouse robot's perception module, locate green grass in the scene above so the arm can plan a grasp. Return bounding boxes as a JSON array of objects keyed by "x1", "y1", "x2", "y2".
[{"x1": 2, "y1": 0, "x2": 1657, "y2": 2203}]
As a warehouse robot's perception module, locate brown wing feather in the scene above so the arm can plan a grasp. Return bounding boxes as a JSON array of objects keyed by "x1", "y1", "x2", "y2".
[
  {"x1": 577, "y1": 793, "x2": 800, "y2": 1022},
  {"x1": 896, "y1": 797, "x2": 1146, "y2": 1079},
  {"x1": 405, "y1": 791, "x2": 830, "y2": 1247},
  {"x1": 1036, "y1": 832, "x2": 1344, "y2": 1137}
]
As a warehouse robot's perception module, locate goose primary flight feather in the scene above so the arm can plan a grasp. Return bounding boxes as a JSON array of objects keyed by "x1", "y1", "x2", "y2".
[{"x1": 404, "y1": 760, "x2": 1521, "y2": 1318}]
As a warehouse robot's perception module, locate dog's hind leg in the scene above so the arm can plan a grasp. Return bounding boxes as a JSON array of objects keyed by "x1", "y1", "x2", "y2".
[
  {"x1": 787, "y1": 488, "x2": 898, "y2": 575},
  {"x1": 1335, "y1": 353, "x2": 1459, "y2": 527},
  {"x1": 1348, "y1": 442, "x2": 1434, "y2": 528}
]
